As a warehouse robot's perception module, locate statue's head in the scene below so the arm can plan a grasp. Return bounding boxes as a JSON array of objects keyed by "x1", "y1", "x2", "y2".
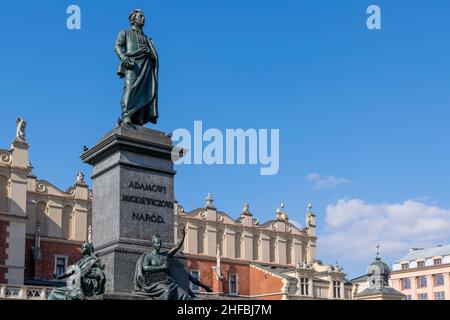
[
  {"x1": 152, "y1": 234, "x2": 162, "y2": 251},
  {"x1": 129, "y1": 9, "x2": 145, "y2": 28},
  {"x1": 81, "y1": 241, "x2": 94, "y2": 255}
]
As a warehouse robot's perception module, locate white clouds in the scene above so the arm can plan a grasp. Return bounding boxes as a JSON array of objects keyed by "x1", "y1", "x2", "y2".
[
  {"x1": 320, "y1": 198, "x2": 450, "y2": 262},
  {"x1": 306, "y1": 173, "x2": 350, "y2": 190}
]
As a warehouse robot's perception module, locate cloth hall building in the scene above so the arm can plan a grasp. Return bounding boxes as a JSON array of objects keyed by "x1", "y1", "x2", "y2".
[{"x1": 0, "y1": 121, "x2": 353, "y2": 300}]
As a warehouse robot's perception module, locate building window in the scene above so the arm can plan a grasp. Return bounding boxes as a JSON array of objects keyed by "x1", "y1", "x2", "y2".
[
  {"x1": 433, "y1": 258, "x2": 442, "y2": 266},
  {"x1": 417, "y1": 261, "x2": 425, "y2": 268},
  {"x1": 54, "y1": 256, "x2": 68, "y2": 277},
  {"x1": 333, "y1": 281, "x2": 341, "y2": 299},
  {"x1": 417, "y1": 293, "x2": 428, "y2": 300},
  {"x1": 229, "y1": 274, "x2": 238, "y2": 295},
  {"x1": 190, "y1": 270, "x2": 200, "y2": 293},
  {"x1": 434, "y1": 274, "x2": 444, "y2": 286},
  {"x1": 405, "y1": 295, "x2": 412, "y2": 300},
  {"x1": 434, "y1": 292, "x2": 445, "y2": 300},
  {"x1": 401, "y1": 263, "x2": 409, "y2": 270},
  {"x1": 300, "y1": 278, "x2": 309, "y2": 296},
  {"x1": 401, "y1": 278, "x2": 411, "y2": 290},
  {"x1": 417, "y1": 276, "x2": 427, "y2": 288}
]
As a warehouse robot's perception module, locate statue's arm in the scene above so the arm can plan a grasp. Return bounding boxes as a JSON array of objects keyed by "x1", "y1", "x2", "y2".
[
  {"x1": 142, "y1": 256, "x2": 168, "y2": 274},
  {"x1": 148, "y1": 38, "x2": 158, "y2": 63},
  {"x1": 168, "y1": 228, "x2": 186, "y2": 257},
  {"x1": 53, "y1": 269, "x2": 75, "y2": 280},
  {"x1": 142, "y1": 265, "x2": 167, "y2": 273},
  {"x1": 114, "y1": 30, "x2": 127, "y2": 61},
  {"x1": 189, "y1": 274, "x2": 213, "y2": 293},
  {"x1": 83, "y1": 260, "x2": 104, "y2": 279}
]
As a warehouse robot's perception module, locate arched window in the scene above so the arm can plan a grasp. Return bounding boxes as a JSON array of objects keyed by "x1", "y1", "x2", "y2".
[
  {"x1": 62, "y1": 206, "x2": 74, "y2": 239},
  {"x1": 286, "y1": 240, "x2": 293, "y2": 265},
  {"x1": 235, "y1": 232, "x2": 242, "y2": 259},
  {"x1": 253, "y1": 235, "x2": 259, "y2": 261},
  {"x1": 197, "y1": 226, "x2": 205, "y2": 254},
  {"x1": 36, "y1": 202, "x2": 47, "y2": 236},
  {"x1": 0, "y1": 176, "x2": 8, "y2": 212},
  {"x1": 269, "y1": 237, "x2": 276, "y2": 263}
]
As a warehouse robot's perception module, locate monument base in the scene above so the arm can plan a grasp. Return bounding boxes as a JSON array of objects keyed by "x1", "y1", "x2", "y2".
[
  {"x1": 96, "y1": 243, "x2": 191, "y2": 297},
  {"x1": 81, "y1": 125, "x2": 187, "y2": 295}
]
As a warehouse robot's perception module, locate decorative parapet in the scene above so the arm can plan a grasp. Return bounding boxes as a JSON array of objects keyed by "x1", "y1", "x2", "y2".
[
  {"x1": 177, "y1": 205, "x2": 306, "y2": 236},
  {"x1": 0, "y1": 284, "x2": 53, "y2": 300},
  {"x1": 34, "y1": 179, "x2": 89, "y2": 200}
]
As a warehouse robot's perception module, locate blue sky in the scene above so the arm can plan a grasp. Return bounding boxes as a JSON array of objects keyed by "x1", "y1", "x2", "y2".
[{"x1": 1, "y1": 0, "x2": 450, "y2": 278}]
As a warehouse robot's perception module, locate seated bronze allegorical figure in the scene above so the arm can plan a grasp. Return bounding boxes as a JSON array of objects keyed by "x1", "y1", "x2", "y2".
[
  {"x1": 47, "y1": 241, "x2": 106, "y2": 300},
  {"x1": 134, "y1": 229, "x2": 212, "y2": 300}
]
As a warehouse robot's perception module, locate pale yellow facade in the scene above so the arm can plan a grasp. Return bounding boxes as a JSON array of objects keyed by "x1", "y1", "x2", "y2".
[{"x1": 174, "y1": 198, "x2": 316, "y2": 267}]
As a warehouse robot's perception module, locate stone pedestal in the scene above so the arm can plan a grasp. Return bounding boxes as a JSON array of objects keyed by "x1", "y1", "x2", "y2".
[{"x1": 81, "y1": 125, "x2": 184, "y2": 294}]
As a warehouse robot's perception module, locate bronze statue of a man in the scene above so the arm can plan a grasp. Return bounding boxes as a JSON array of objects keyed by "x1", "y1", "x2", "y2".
[{"x1": 115, "y1": 9, "x2": 159, "y2": 127}]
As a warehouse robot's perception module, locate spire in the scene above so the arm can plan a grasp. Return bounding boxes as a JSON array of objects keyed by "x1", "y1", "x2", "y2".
[
  {"x1": 276, "y1": 203, "x2": 288, "y2": 221},
  {"x1": 241, "y1": 203, "x2": 252, "y2": 217},
  {"x1": 376, "y1": 244, "x2": 381, "y2": 261},
  {"x1": 205, "y1": 193, "x2": 216, "y2": 210},
  {"x1": 76, "y1": 172, "x2": 87, "y2": 185},
  {"x1": 306, "y1": 202, "x2": 316, "y2": 238}
]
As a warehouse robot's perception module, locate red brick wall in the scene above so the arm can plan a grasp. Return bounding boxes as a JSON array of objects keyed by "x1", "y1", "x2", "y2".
[
  {"x1": 186, "y1": 257, "x2": 287, "y2": 299},
  {"x1": 186, "y1": 257, "x2": 251, "y2": 296},
  {"x1": 249, "y1": 265, "x2": 285, "y2": 300},
  {"x1": 24, "y1": 239, "x2": 81, "y2": 280},
  {"x1": 0, "y1": 221, "x2": 9, "y2": 283}
]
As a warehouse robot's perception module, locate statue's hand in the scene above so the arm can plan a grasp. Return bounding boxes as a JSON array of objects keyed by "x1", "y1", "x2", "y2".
[
  {"x1": 140, "y1": 47, "x2": 151, "y2": 54},
  {"x1": 144, "y1": 48, "x2": 156, "y2": 61},
  {"x1": 122, "y1": 57, "x2": 134, "y2": 69}
]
